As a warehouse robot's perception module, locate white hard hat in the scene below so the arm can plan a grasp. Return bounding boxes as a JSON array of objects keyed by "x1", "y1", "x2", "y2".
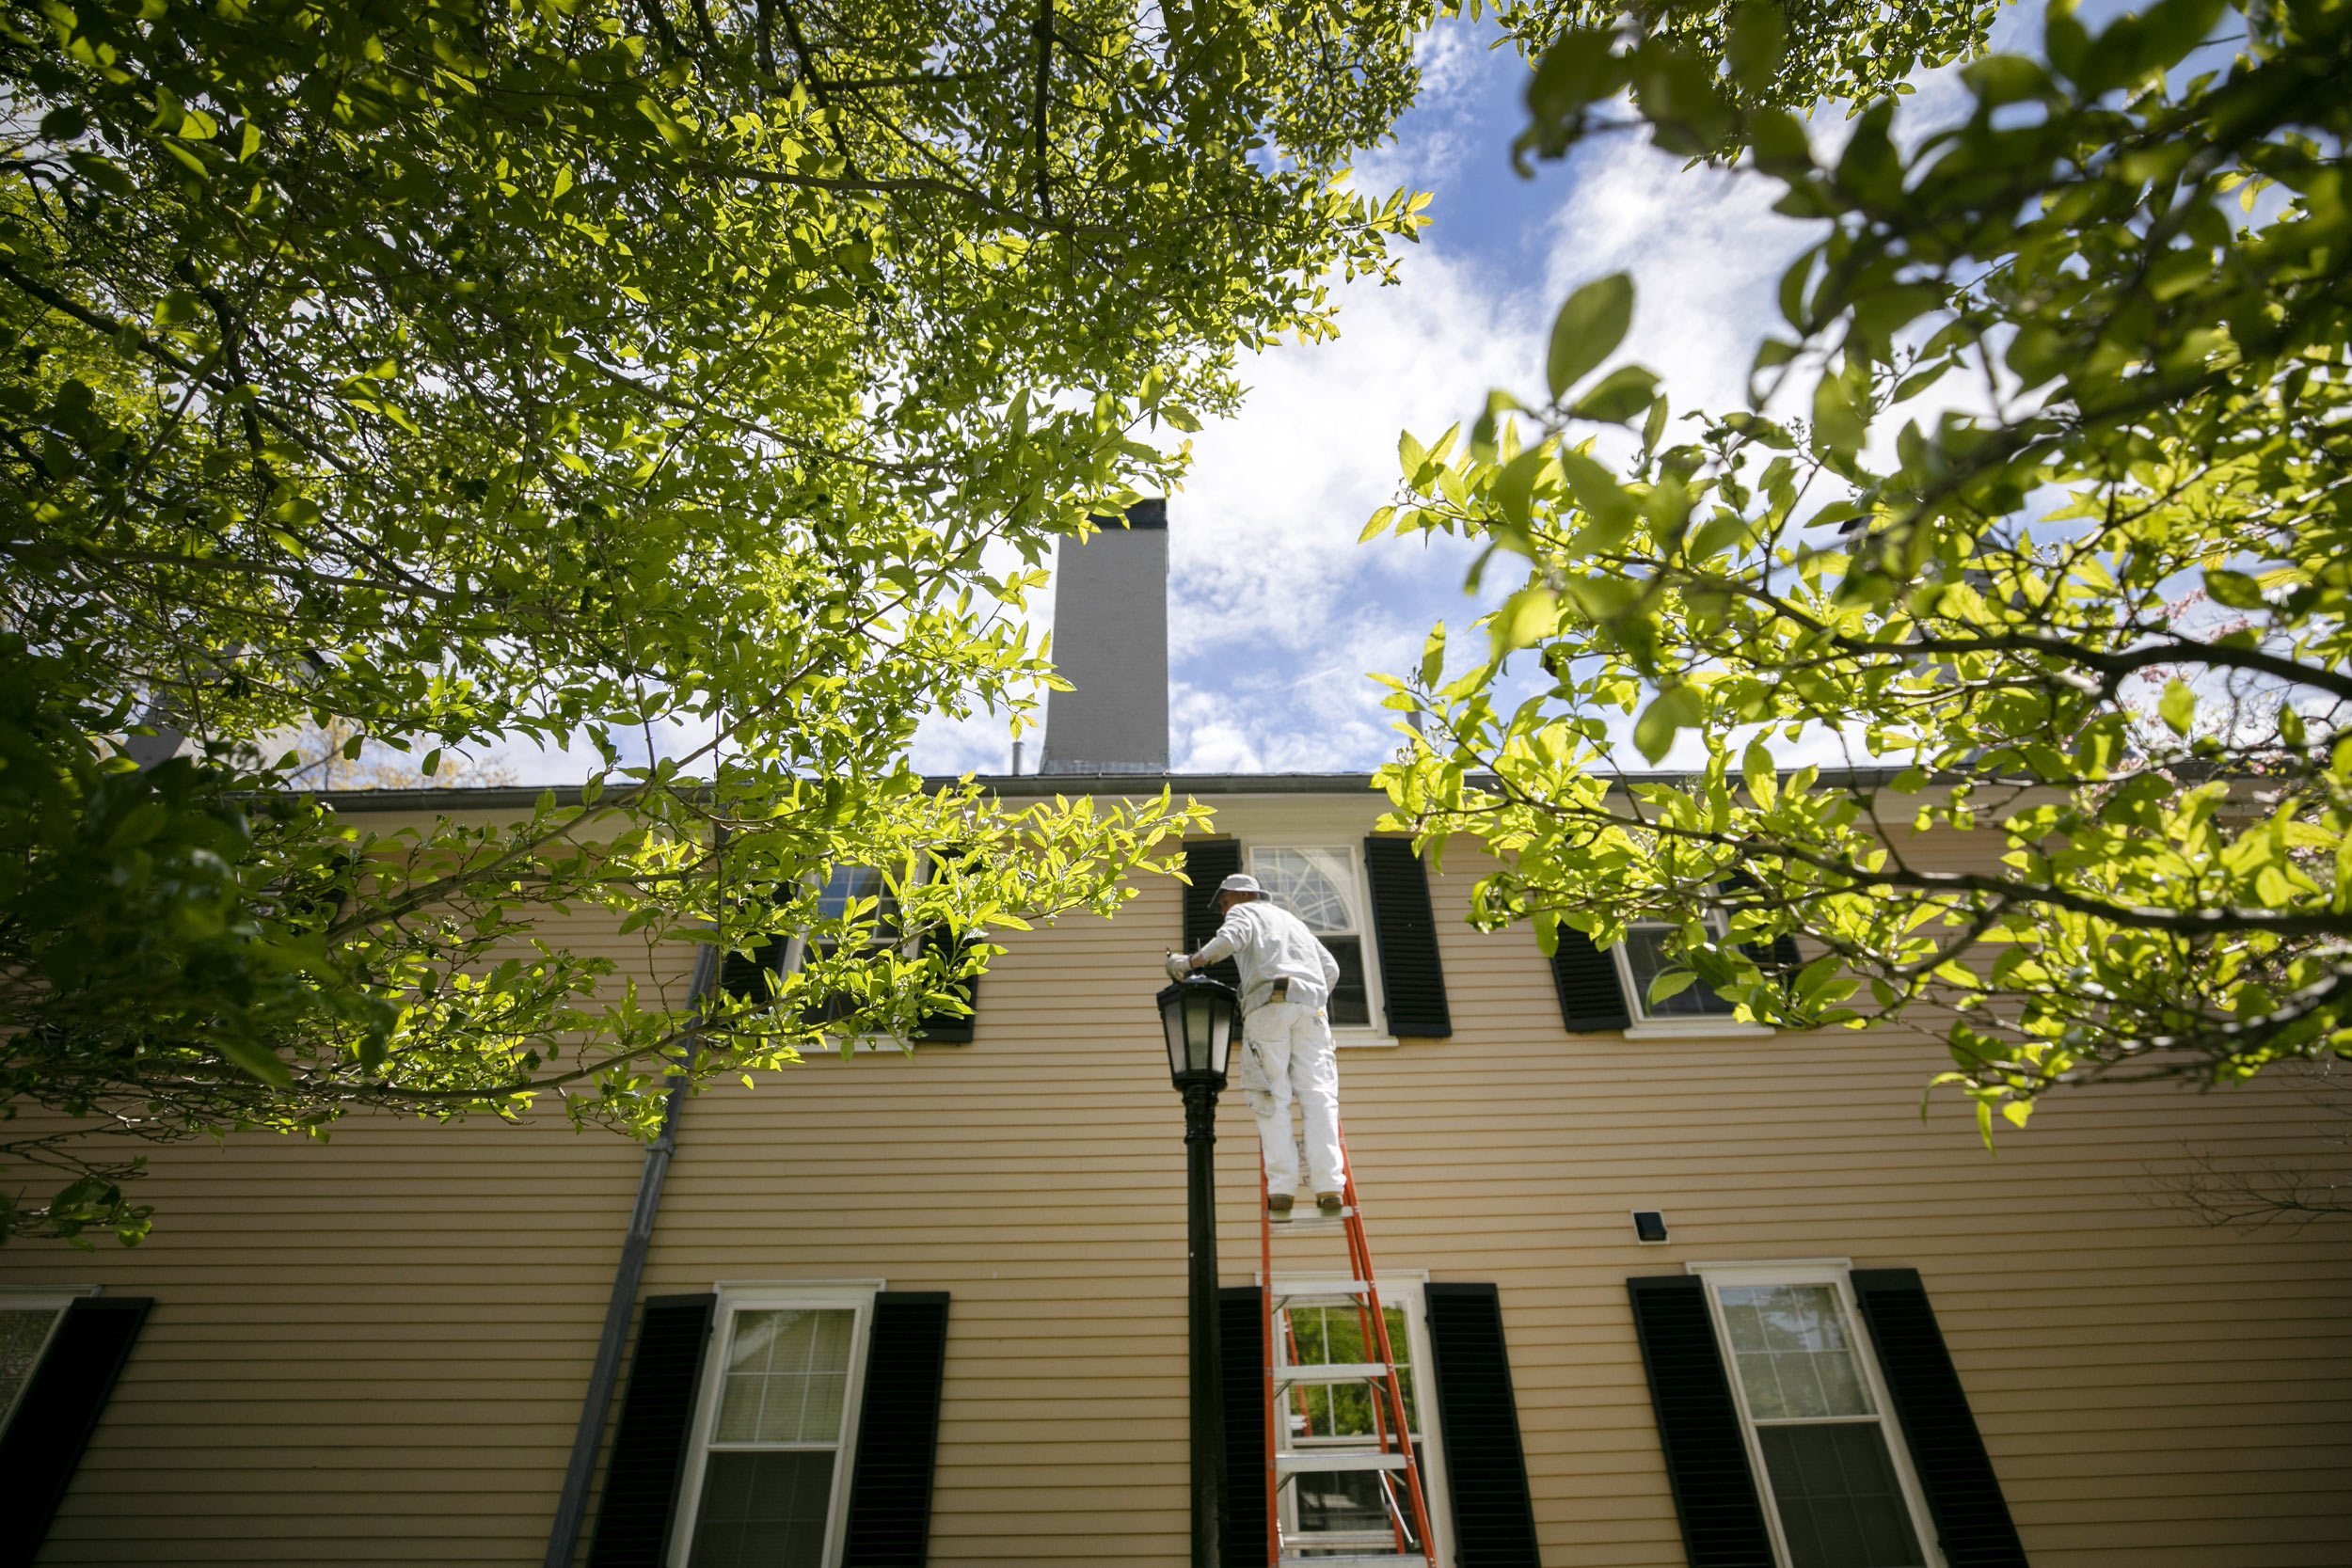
[{"x1": 1217, "y1": 873, "x2": 1264, "y2": 895}]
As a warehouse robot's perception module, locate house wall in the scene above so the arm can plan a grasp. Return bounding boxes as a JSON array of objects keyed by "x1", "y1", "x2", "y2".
[{"x1": 4, "y1": 790, "x2": 2348, "y2": 1567}]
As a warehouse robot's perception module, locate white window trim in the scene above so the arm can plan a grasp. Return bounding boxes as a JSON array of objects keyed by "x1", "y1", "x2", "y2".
[
  {"x1": 1612, "y1": 915, "x2": 1772, "y2": 1040},
  {"x1": 1244, "y1": 843, "x2": 1398, "y2": 1049},
  {"x1": 1263, "y1": 1271, "x2": 1453, "y2": 1567},
  {"x1": 1686, "y1": 1260, "x2": 1947, "y2": 1568},
  {"x1": 0, "y1": 1288, "x2": 87, "y2": 1436},
  {"x1": 668, "y1": 1280, "x2": 886, "y2": 1568}
]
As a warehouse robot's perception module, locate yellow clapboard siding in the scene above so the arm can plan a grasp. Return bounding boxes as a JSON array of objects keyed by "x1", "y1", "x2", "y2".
[{"x1": 6, "y1": 818, "x2": 2350, "y2": 1567}]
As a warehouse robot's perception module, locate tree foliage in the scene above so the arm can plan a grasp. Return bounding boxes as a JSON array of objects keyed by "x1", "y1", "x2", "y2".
[
  {"x1": 1371, "y1": 0, "x2": 2352, "y2": 1133},
  {"x1": 1485, "y1": 0, "x2": 2001, "y2": 163},
  {"x1": 0, "y1": 0, "x2": 1438, "y2": 1241}
]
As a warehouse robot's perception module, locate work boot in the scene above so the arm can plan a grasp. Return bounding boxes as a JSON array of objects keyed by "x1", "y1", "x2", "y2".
[
  {"x1": 1268, "y1": 1193, "x2": 1295, "y2": 1217},
  {"x1": 1316, "y1": 1192, "x2": 1343, "y2": 1216}
]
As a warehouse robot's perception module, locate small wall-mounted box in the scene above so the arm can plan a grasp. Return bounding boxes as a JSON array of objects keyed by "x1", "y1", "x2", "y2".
[{"x1": 1631, "y1": 1211, "x2": 1670, "y2": 1244}]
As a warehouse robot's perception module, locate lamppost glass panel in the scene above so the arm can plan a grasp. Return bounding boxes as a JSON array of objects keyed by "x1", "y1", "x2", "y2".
[{"x1": 1156, "y1": 976, "x2": 1238, "y2": 1086}]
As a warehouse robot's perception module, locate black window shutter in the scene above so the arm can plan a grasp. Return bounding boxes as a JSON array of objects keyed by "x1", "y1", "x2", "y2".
[
  {"x1": 1217, "y1": 1285, "x2": 1269, "y2": 1568},
  {"x1": 720, "y1": 934, "x2": 787, "y2": 1003},
  {"x1": 1850, "y1": 1270, "x2": 2028, "y2": 1568},
  {"x1": 1625, "y1": 1275, "x2": 1774, "y2": 1568},
  {"x1": 0, "y1": 1294, "x2": 151, "y2": 1568},
  {"x1": 912, "y1": 847, "x2": 983, "y2": 1045},
  {"x1": 842, "y1": 1291, "x2": 952, "y2": 1567},
  {"x1": 1722, "y1": 871, "x2": 1802, "y2": 973},
  {"x1": 1549, "y1": 927, "x2": 1630, "y2": 1033},
  {"x1": 910, "y1": 925, "x2": 982, "y2": 1044},
  {"x1": 589, "y1": 1292, "x2": 717, "y2": 1568},
  {"x1": 1362, "y1": 837, "x2": 1453, "y2": 1038},
  {"x1": 1182, "y1": 837, "x2": 1243, "y2": 990},
  {"x1": 1423, "y1": 1283, "x2": 1541, "y2": 1566}
]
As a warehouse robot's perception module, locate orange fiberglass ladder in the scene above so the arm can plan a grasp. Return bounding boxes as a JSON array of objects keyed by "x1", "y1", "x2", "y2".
[{"x1": 1255, "y1": 1124, "x2": 1437, "y2": 1568}]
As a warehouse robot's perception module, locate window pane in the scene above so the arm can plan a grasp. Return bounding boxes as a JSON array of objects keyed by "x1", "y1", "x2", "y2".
[
  {"x1": 690, "y1": 1450, "x2": 835, "y2": 1568},
  {"x1": 714, "y1": 1308, "x2": 856, "y2": 1444},
  {"x1": 1282, "y1": 1305, "x2": 1416, "y2": 1441},
  {"x1": 816, "y1": 864, "x2": 897, "y2": 929},
  {"x1": 0, "y1": 1307, "x2": 60, "y2": 1419},
  {"x1": 1324, "y1": 936, "x2": 1371, "y2": 1029},
  {"x1": 1717, "y1": 1285, "x2": 1873, "y2": 1420},
  {"x1": 1295, "y1": 1466, "x2": 1392, "y2": 1536},
  {"x1": 1621, "y1": 927, "x2": 1735, "y2": 1017},
  {"x1": 1254, "y1": 848, "x2": 1358, "y2": 934},
  {"x1": 1757, "y1": 1423, "x2": 1925, "y2": 1568}
]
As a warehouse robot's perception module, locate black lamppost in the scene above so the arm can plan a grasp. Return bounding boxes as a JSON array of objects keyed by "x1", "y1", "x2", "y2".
[{"x1": 1156, "y1": 973, "x2": 1241, "y2": 1568}]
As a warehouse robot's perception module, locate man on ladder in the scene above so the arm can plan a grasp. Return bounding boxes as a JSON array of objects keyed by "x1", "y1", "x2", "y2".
[{"x1": 1167, "y1": 872, "x2": 1345, "y2": 1218}]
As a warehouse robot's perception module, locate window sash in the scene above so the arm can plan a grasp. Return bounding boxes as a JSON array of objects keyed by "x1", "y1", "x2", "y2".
[
  {"x1": 1268, "y1": 1275, "x2": 1450, "y2": 1563},
  {"x1": 1613, "y1": 915, "x2": 1740, "y2": 1022},
  {"x1": 1692, "y1": 1265, "x2": 1945, "y2": 1568},
  {"x1": 1246, "y1": 845, "x2": 1388, "y2": 1034},
  {"x1": 670, "y1": 1287, "x2": 879, "y2": 1568}
]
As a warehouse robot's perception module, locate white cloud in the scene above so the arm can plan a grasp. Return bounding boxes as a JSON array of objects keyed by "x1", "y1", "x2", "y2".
[
  {"x1": 1541, "y1": 135, "x2": 1820, "y2": 422},
  {"x1": 1163, "y1": 246, "x2": 1542, "y2": 772}
]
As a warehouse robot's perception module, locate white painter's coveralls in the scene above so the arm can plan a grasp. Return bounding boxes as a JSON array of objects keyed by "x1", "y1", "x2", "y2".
[{"x1": 1197, "y1": 900, "x2": 1345, "y2": 1195}]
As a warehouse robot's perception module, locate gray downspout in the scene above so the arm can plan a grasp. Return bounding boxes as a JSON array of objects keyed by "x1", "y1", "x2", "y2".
[{"x1": 542, "y1": 940, "x2": 721, "y2": 1568}]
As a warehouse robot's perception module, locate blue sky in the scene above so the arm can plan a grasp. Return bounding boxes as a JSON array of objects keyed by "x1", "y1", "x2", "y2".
[{"x1": 913, "y1": 2, "x2": 2076, "y2": 778}]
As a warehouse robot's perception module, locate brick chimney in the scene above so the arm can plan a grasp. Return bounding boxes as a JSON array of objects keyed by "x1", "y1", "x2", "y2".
[{"x1": 1039, "y1": 499, "x2": 1169, "y2": 775}]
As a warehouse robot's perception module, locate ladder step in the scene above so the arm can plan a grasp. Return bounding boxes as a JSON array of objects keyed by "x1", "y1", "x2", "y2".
[
  {"x1": 1274, "y1": 1280, "x2": 1374, "y2": 1299},
  {"x1": 1274, "y1": 1362, "x2": 1393, "y2": 1386},
  {"x1": 1276, "y1": 1450, "x2": 1410, "y2": 1475},
  {"x1": 1270, "y1": 1204, "x2": 1355, "y2": 1223},
  {"x1": 1277, "y1": 1556, "x2": 1429, "y2": 1566},
  {"x1": 1267, "y1": 1214, "x2": 1354, "y2": 1237}
]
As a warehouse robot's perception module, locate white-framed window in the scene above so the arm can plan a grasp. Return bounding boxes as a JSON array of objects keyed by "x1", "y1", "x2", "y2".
[
  {"x1": 0, "y1": 1291, "x2": 78, "y2": 1435},
  {"x1": 1269, "y1": 1273, "x2": 1453, "y2": 1565},
  {"x1": 1247, "y1": 845, "x2": 1380, "y2": 1032},
  {"x1": 1691, "y1": 1261, "x2": 1943, "y2": 1568},
  {"x1": 1613, "y1": 912, "x2": 1771, "y2": 1039},
  {"x1": 670, "y1": 1282, "x2": 882, "y2": 1568}
]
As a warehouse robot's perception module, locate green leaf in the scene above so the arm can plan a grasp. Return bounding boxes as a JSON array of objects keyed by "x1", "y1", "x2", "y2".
[
  {"x1": 2203, "y1": 569, "x2": 2264, "y2": 610},
  {"x1": 1726, "y1": 1, "x2": 1789, "y2": 92},
  {"x1": 1810, "y1": 372, "x2": 1866, "y2": 456},
  {"x1": 1633, "y1": 684, "x2": 1706, "y2": 763},
  {"x1": 1419, "y1": 623, "x2": 1448, "y2": 689},
  {"x1": 1547, "y1": 274, "x2": 1634, "y2": 403},
  {"x1": 1490, "y1": 588, "x2": 1559, "y2": 658},
  {"x1": 2160, "y1": 678, "x2": 2196, "y2": 736},
  {"x1": 1647, "y1": 968, "x2": 1701, "y2": 1006},
  {"x1": 1494, "y1": 450, "x2": 1548, "y2": 533},
  {"x1": 1572, "y1": 365, "x2": 1661, "y2": 424}
]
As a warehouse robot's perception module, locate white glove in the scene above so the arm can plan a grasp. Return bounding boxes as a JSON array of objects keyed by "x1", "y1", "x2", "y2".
[{"x1": 1165, "y1": 953, "x2": 1192, "y2": 983}]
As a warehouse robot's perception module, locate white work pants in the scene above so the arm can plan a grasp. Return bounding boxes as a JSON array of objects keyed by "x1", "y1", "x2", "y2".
[{"x1": 1238, "y1": 1002, "x2": 1343, "y2": 1196}]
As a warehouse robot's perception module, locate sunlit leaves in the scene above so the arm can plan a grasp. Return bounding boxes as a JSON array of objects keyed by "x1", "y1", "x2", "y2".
[
  {"x1": 1, "y1": 0, "x2": 1435, "y2": 1240},
  {"x1": 1375, "y1": 0, "x2": 2352, "y2": 1133}
]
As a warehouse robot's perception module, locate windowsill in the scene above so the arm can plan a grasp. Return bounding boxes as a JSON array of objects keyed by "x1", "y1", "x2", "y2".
[
  {"x1": 1332, "y1": 1030, "x2": 1401, "y2": 1051},
  {"x1": 1624, "y1": 1019, "x2": 1775, "y2": 1040}
]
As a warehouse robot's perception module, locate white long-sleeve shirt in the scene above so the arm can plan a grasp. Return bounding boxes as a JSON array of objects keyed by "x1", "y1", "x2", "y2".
[{"x1": 1197, "y1": 899, "x2": 1343, "y2": 1013}]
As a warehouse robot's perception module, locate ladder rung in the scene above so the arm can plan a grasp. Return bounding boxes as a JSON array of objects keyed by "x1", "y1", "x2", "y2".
[
  {"x1": 1277, "y1": 1556, "x2": 1430, "y2": 1566},
  {"x1": 1270, "y1": 1205, "x2": 1355, "y2": 1223},
  {"x1": 1275, "y1": 1280, "x2": 1374, "y2": 1298},
  {"x1": 1274, "y1": 1362, "x2": 1393, "y2": 1386},
  {"x1": 1276, "y1": 1450, "x2": 1410, "y2": 1475}
]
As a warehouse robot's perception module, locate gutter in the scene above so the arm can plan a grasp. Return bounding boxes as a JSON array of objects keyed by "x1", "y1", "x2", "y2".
[{"x1": 541, "y1": 940, "x2": 720, "y2": 1568}]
